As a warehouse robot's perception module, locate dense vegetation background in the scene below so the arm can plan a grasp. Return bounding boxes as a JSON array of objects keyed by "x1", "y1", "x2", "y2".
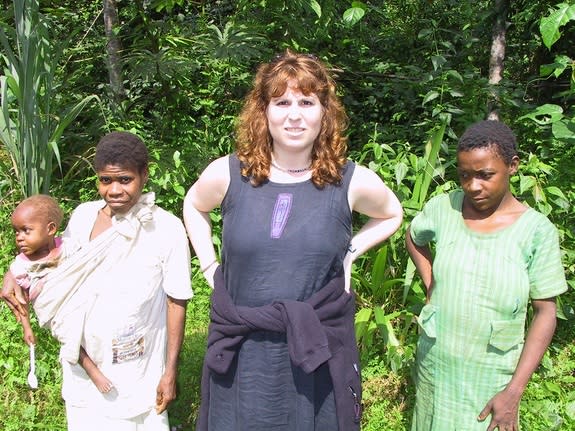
[{"x1": 0, "y1": 1, "x2": 573, "y2": 430}]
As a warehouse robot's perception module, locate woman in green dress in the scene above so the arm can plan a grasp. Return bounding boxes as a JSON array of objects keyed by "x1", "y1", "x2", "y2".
[{"x1": 406, "y1": 120, "x2": 567, "y2": 431}]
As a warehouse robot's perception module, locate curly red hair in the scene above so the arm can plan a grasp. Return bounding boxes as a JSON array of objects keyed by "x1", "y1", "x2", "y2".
[{"x1": 235, "y1": 50, "x2": 348, "y2": 187}]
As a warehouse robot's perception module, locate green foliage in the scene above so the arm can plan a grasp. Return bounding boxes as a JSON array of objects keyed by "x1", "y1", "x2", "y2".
[
  {"x1": 167, "y1": 262, "x2": 211, "y2": 429},
  {"x1": 406, "y1": 122, "x2": 448, "y2": 210},
  {"x1": 200, "y1": 22, "x2": 268, "y2": 61},
  {"x1": 343, "y1": 3, "x2": 366, "y2": 27},
  {"x1": 148, "y1": 149, "x2": 190, "y2": 217},
  {"x1": 0, "y1": 310, "x2": 65, "y2": 431},
  {"x1": 519, "y1": 3, "x2": 574, "y2": 319},
  {"x1": 0, "y1": 0, "x2": 97, "y2": 197},
  {"x1": 540, "y1": 2, "x2": 575, "y2": 49},
  {"x1": 360, "y1": 357, "x2": 413, "y2": 430},
  {"x1": 521, "y1": 322, "x2": 575, "y2": 429},
  {"x1": 352, "y1": 116, "x2": 451, "y2": 374}
]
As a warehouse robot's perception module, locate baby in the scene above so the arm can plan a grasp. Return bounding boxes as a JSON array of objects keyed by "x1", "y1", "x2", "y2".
[{"x1": 8, "y1": 194, "x2": 114, "y2": 393}]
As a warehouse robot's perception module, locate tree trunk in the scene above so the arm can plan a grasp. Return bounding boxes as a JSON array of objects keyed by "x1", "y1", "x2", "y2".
[
  {"x1": 103, "y1": 0, "x2": 125, "y2": 103},
  {"x1": 487, "y1": 0, "x2": 509, "y2": 121}
]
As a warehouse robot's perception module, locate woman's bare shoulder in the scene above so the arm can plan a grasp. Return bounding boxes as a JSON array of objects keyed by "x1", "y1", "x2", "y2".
[{"x1": 189, "y1": 155, "x2": 231, "y2": 211}]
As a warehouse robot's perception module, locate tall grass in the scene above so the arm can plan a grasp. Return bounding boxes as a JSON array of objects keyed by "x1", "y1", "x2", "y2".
[{"x1": 0, "y1": 0, "x2": 96, "y2": 197}]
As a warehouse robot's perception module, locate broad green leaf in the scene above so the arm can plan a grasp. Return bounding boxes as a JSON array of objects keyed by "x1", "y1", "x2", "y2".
[
  {"x1": 418, "y1": 121, "x2": 446, "y2": 207},
  {"x1": 403, "y1": 258, "x2": 417, "y2": 304},
  {"x1": 519, "y1": 174, "x2": 536, "y2": 195},
  {"x1": 422, "y1": 90, "x2": 439, "y2": 106},
  {"x1": 309, "y1": 0, "x2": 322, "y2": 19},
  {"x1": 532, "y1": 182, "x2": 545, "y2": 204},
  {"x1": 551, "y1": 119, "x2": 575, "y2": 141},
  {"x1": 539, "y1": 55, "x2": 572, "y2": 78},
  {"x1": 448, "y1": 90, "x2": 464, "y2": 98},
  {"x1": 401, "y1": 199, "x2": 421, "y2": 211},
  {"x1": 539, "y1": 63, "x2": 556, "y2": 77},
  {"x1": 394, "y1": 161, "x2": 408, "y2": 186},
  {"x1": 446, "y1": 107, "x2": 464, "y2": 114},
  {"x1": 556, "y1": 295, "x2": 567, "y2": 321},
  {"x1": 354, "y1": 307, "x2": 373, "y2": 341},
  {"x1": 544, "y1": 185, "x2": 570, "y2": 210},
  {"x1": 446, "y1": 69, "x2": 463, "y2": 82},
  {"x1": 173, "y1": 150, "x2": 182, "y2": 168},
  {"x1": 518, "y1": 104, "x2": 563, "y2": 125},
  {"x1": 431, "y1": 55, "x2": 446, "y2": 71},
  {"x1": 373, "y1": 142, "x2": 382, "y2": 159},
  {"x1": 440, "y1": 41, "x2": 455, "y2": 53},
  {"x1": 368, "y1": 160, "x2": 379, "y2": 172},
  {"x1": 173, "y1": 184, "x2": 186, "y2": 196},
  {"x1": 543, "y1": 380, "x2": 562, "y2": 395},
  {"x1": 373, "y1": 307, "x2": 400, "y2": 347},
  {"x1": 381, "y1": 143, "x2": 395, "y2": 154},
  {"x1": 343, "y1": 7, "x2": 365, "y2": 26},
  {"x1": 417, "y1": 28, "x2": 433, "y2": 39},
  {"x1": 540, "y1": 3, "x2": 575, "y2": 49},
  {"x1": 545, "y1": 186, "x2": 567, "y2": 200},
  {"x1": 371, "y1": 245, "x2": 388, "y2": 293}
]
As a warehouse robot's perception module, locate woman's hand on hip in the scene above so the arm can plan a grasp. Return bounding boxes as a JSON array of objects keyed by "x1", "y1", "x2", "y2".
[{"x1": 478, "y1": 387, "x2": 521, "y2": 431}]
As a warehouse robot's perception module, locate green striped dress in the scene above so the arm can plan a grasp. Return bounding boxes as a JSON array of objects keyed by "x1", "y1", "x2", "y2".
[{"x1": 410, "y1": 190, "x2": 567, "y2": 431}]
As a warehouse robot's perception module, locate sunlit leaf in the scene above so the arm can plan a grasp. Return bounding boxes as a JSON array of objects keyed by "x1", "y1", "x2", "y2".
[
  {"x1": 309, "y1": 0, "x2": 322, "y2": 19},
  {"x1": 446, "y1": 69, "x2": 464, "y2": 82},
  {"x1": 518, "y1": 104, "x2": 563, "y2": 125},
  {"x1": 539, "y1": 55, "x2": 573, "y2": 78},
  {"x1": 565, "y1": 400, "x2": 575, "y2": 420},
  {"x1": 374, "y1": 307, "x2": 400, "y2": 347},
  {"x1": 394, "y1": 161, "x2": 408, "y2": 186},
  {"x1": 431, "y1": 55, "x2": 446, "y2": 71},
  {"x1": 540, "y1": 3, "x2": 575, "y2": 49},
  {"x1": 551, "y1": 119, "x2": 575, "y2": 141},
  {"x1": 343, "y1": 7, "x2": 365, "y2": 26},
  {"x1": 418, "y1": 28, "x2": 433, "y2": 38},
  {"x1": 422, "y1": 90, "x2": 439, "y2": 106},
  {"x1": 519, "y1": 174, "x2": 536, "y2": 195},
  {"x1": 354, "y1": 307, "x2": 373, "y2": 341}
]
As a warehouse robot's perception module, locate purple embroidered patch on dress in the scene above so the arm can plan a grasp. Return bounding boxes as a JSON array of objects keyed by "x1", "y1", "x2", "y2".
[{"x1": 270, "y1": 193, "x2": 293, "y2": 238}]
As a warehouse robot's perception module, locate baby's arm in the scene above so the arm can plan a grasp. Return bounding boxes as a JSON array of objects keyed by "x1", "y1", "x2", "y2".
[
  {"x1": 78, "y1": 346, "x2": 114, "y2": 393},
  {"x1": 19, "y1": 304, "x2": 36, "y2": 346}
]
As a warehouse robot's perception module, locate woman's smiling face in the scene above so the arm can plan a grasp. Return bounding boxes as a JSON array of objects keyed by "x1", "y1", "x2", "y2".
[{"x1": 266, "y1": 82, "x2": 323, "y2": 153}]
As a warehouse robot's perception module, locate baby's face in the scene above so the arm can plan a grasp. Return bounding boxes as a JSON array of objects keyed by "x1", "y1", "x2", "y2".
[{"x1": 11, "y1": 204, "x2": 54, "y2": 261}]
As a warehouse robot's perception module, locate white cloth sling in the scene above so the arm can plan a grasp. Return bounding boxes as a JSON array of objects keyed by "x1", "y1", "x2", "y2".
[{"x1": 32, "y1": 193, "x2": 156, "y2": 364}]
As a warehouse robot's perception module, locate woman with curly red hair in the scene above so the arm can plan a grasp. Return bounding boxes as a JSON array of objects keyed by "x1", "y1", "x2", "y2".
[{"x1": 184, "y1": 50, "x2": 402, "y2": 431}]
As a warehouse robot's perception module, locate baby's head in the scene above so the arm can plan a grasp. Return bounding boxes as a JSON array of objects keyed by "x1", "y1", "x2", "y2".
[
  {"x1": 457, "y1": 120, "x2": 518, "y2": 165},
  {"x1": 11, "y1": 195, "x2": 63, "y2": 259}
]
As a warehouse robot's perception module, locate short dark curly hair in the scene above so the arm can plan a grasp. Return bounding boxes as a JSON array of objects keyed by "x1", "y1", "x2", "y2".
[
  {"x1": 457, "y1": 120, "x2": 517, "y2": 165},
  {"x1": 94, "y1": 131, "x2": 149, "y2": 173}
]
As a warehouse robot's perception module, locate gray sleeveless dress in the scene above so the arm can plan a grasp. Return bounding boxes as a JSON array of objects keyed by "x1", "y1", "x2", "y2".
[{"x1": 206, "y1": 154, "x2": 354, "y2": 430}]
